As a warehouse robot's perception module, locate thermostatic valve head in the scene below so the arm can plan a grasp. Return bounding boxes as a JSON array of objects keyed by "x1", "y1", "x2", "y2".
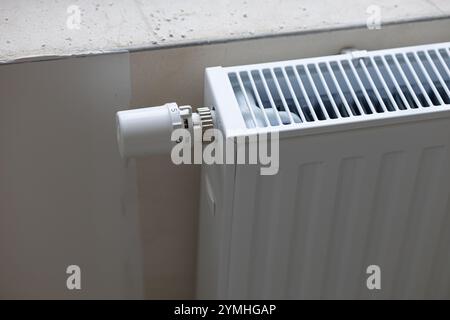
[{"x1": 116, "y1": 103, "x2": 214, "y2": 158}]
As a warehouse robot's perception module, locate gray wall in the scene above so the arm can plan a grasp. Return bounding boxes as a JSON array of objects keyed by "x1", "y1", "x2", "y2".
[{"x1": 0, "y1": 53, "x2": 143, "y2": 299}]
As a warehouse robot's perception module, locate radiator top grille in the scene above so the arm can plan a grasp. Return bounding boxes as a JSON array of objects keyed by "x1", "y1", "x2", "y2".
[{"x1": 227, "y1": 45, "x2": 450, "y2": 128}]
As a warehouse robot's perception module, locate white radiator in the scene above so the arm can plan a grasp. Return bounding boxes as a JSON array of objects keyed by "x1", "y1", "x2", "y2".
[{"x1": 197, "y1": 42, "x2": 450, "y2": 299}]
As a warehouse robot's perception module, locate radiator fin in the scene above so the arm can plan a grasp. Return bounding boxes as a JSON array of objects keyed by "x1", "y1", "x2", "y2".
[
  {"x1": 226, "y1": 133, "x2": 450, "y2": 299},
  {"x1": 427, "y1": 195, "x2": 450, "y2": 298},
  {"x1": 227, "y1": 46, "x2": 450, "y2": 128}
]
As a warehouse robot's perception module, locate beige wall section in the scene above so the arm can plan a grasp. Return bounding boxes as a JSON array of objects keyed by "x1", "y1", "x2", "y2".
[
  {"x1": 130, "y1": 19, "x2": 450, "y2": 299},
  {"x1": 0, "y1": 53, "x2": 143, "y2": 299}
]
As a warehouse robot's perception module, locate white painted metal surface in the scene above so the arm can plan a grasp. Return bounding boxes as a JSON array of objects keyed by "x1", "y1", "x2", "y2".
[{"x1": 197, "y1": 42, "x2": 450, "y2": 299}]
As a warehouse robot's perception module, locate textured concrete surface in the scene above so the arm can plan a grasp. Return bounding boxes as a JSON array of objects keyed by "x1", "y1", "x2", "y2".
[{"x1": 1, "y1": 0, "x2": 450, "y2": 63}]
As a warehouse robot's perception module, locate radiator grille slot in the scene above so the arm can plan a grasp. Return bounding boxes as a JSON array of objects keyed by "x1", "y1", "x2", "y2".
[{"x1": 228, "y1": 46, "x2": 450, "y2": 128}]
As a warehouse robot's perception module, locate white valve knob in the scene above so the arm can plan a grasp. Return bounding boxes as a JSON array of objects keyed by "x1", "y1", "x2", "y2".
[{"x1": 116, "y1": 103, "x2": 213, "y2": 158}]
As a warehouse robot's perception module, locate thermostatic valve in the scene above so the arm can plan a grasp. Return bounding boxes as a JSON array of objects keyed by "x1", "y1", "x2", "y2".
[{"x1": 116, "y1": 103, "x2": 214, "y2": 158}]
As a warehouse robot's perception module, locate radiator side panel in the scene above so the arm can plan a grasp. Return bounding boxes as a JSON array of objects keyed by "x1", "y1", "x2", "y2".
[
  {"x1": 196, "y1": 71, "x2": 238, "y2": 299},
  {"x1": 196, "y1": 163, "x2": 237, "y2": 299}
]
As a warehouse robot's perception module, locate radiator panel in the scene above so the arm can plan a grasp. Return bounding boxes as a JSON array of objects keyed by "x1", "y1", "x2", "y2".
[
  {"x1": 196, "y1": 117, "x2": 450, "y2": 299},
  {"x1": 223, "y1": 119, "x2": 450, "y2": 299}
]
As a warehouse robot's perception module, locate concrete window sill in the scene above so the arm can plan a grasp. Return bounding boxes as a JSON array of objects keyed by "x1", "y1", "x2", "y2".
[{"x1": 0, "y1": 0, "x2": 449, "y2": 64}]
